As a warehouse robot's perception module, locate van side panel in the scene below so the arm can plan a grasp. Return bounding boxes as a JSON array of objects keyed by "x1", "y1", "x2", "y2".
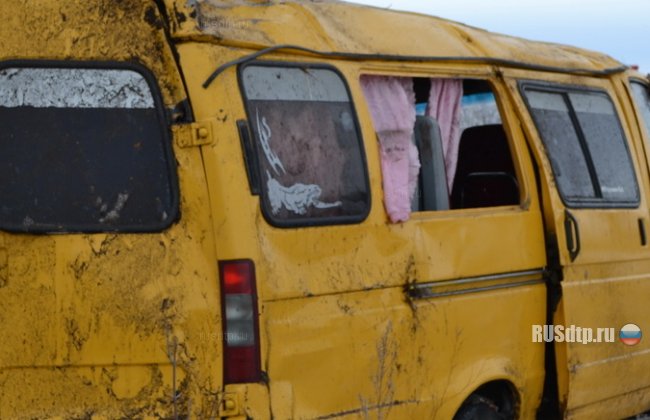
[
  {"x1": 178, "y1": 41, "x2": 548, "y2": 418},
  {"x1": 264, "y1": 286, "x2": 546, "y2": 419}
]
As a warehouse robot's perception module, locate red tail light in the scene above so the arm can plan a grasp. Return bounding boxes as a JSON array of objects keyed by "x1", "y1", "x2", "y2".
[{"x1": 219, "y1": 260, "x2": 261, "y2": 384}]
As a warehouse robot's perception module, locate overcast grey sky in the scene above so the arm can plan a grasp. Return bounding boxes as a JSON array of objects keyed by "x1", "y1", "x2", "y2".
[{"x1": 348, "y1": 0, "x2": 649, "y2": 73}]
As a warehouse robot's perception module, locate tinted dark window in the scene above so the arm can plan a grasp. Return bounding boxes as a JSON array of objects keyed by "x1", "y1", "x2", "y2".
[
  {"x1": 523, "y1": 86, "x2": 638, "y2": 206},
  {"x1": 241, "y1": 65, "x2": 369, "y2": 226},
  {"x1": 631, "y1": 81, "x2": 650, "y2": 138},
  {"x1": 0, "y1": 67, "x2": 177, "y2": 232}
]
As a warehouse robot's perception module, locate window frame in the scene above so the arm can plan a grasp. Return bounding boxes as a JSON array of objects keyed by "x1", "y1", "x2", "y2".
[
  {"x1": 519, "y1": 80, "x2": 640, "y2": 209},
  {"x1": 449, "y1": 79, "x2": 521, "y2": 210},
  {"x1": 237, "y1": 60, "x2": 371, "y2": 228},
  {"x1": 358, "y1": 72, "x2": 526, "y2": 215},
  {"x1": 0, "y1": 59, "x2": 180, "y2": 233}
]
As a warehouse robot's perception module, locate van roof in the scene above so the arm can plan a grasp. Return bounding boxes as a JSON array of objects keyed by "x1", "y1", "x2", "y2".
[{"x1": 166, "y1": 0, "x2": 625, "y2": 75}]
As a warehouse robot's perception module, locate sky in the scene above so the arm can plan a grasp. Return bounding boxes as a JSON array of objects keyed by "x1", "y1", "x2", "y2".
[{"x1": 347, "y1": 0, "x2": 650, "y2": 73}]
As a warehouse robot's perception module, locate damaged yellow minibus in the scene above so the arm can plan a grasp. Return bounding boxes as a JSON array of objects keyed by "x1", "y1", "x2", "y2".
[{"x1": 0, "y1": 0, "x2": 649, "y2": 418}]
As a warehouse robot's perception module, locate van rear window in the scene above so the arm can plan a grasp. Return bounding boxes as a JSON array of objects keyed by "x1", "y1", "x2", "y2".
[
  {"x1": 240, "y1": 64, "x2": 369, "y2": 227},
  {"x1": 0, "y1": 65, "x2": 178, "y2": 232}
]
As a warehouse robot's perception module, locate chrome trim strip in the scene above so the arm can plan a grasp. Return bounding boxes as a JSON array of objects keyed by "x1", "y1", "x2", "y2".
[{"x1": 408, "y1": 269, "x2": 545, "y2": 299}]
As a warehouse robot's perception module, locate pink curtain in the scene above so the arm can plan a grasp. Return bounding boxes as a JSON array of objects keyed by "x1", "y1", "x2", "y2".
[
  {"x1": 426, "y1": 79, "x2": 463, "y2": 190},
  {"x1": 360, "y1": 75, "x2": 419, "y2": 223}
]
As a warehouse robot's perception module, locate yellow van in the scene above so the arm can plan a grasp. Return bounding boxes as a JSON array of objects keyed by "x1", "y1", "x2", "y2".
[{"x1": 1, "y1": 0, "x2": 649, "y2": 418}]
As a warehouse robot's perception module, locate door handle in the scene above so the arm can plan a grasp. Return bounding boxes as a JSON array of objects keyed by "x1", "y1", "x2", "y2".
[
  {"x1": 564, "y1": 210, "x2": 580, "y2": 262},
  {"x1": 639, "y1": 218, "x2": 647, "y2": 246}
]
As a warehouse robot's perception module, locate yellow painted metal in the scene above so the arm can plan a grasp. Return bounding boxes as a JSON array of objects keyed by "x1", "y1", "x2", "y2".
[
  {"x1": 163, "y1": 0, "x2": 621, "y2": 73},
  {"x1": 0, "y1": 1, "x2": 221, "y2": 418},
  {"x1": 176, "y1": 36, "x2": 548, "y2": 416},
  {"x1": 173, "y1": 121, "x2": 215, "y2": 148},
  {"x1": 1, "y1": 0, "x2": 647, "y2": 418},
  {"x1": 503, "y1": 68, "x2": 650, "y2": 419},
  {"x1": 263, "y1": 286, "x2": 546, "y2": 419}
]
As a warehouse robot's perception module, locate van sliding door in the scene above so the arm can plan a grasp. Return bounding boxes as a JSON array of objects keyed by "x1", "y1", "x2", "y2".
[{"x1": 510, "y1": 73, "x2": 650, "y2": 418}]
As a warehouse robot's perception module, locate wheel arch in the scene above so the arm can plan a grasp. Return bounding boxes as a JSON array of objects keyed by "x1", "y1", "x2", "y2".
[{"x1": 453, "y1": 379, "x2": 520, "y2": 420}]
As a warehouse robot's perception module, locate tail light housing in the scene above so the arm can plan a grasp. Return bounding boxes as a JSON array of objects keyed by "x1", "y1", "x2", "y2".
[{"x1": 219, "y1": 259, "x2": 261, "y2": 384}]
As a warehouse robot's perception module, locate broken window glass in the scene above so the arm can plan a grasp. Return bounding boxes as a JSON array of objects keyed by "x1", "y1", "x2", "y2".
[
  {"x1": 0, "y1": 66, "x2": 178, "y2": 232},
  {"x1": 241, "y1": 65, "x2": 369, "y2": 226}
]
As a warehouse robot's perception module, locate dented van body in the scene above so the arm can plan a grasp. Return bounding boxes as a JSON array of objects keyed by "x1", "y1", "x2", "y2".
[{"x1": 1, "y1": 0, "x2": 649, "y2": 418}]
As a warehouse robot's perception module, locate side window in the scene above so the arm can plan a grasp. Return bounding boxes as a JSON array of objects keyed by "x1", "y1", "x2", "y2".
[
  {"x1": 360, "y1": 75, "x2": 519, "y2": 223},
  {"x1": 0, "y1": 65, "x2": 178, "y2": 232},
  {"x1": 631, "y1": 81, "x2": 650, "y2": 138},
  {"x1": 240, "y1": 64, "x2": 370, "y2": 227},
  {"x1": 450, "y1": 80, "x2": 518, "y2": 210},
  {"x1": 522, "y1": 84, "x2": 638, "y2": 207}
]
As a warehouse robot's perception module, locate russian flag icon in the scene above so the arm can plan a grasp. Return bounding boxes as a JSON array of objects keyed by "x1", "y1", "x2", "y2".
[{"x1": 619, "y1": 324, "x2": 642, "y2": 346}]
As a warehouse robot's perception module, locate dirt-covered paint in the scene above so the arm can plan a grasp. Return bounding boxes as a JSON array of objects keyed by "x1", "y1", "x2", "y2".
[
  {"x1": 2, "y1": 1, "x2": 650, "y2": 419},
  {"x1": 0, "y1": 1, "x2": 221, "y2": 418}
]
